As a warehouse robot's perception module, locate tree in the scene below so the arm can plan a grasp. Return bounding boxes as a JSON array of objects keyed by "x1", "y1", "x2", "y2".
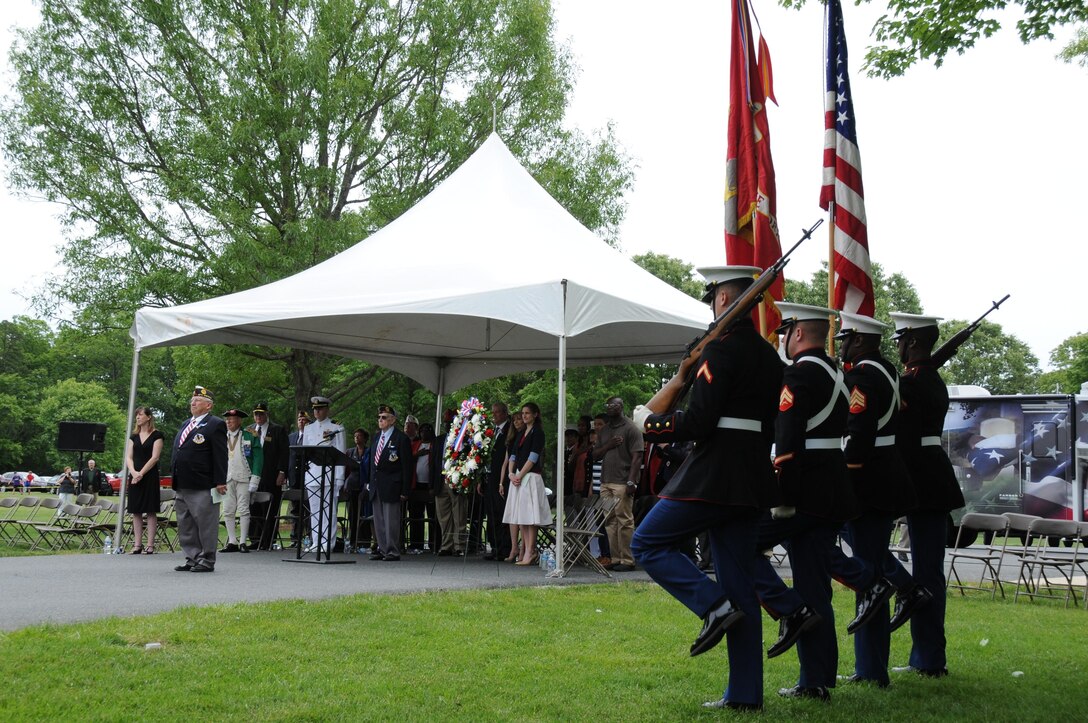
[
  {"x1": 631, "y1": 252, "x2": 705, "y2": 300},
  {"x1": 779, "y1": 0, "x2": 1088, "y2": 78},
  {"x1": 938, "y1": 320, "x2": 1041, "y2": 394},
  {"x1": 0, "y1": 317, "x2": 54, "y2": 470},
  {"x1": 1037, "y1": 332, "x2": 1088, "y2": 393},
  {"x1": 37, "y1": 378, "x2": 128, "y2": 473},
  {"x1": 2, "y1": 0, "x2": 634, "y2": 413},
  {"x1": 1058, "y1": 27, "x2": 1088, "y2": 67}
]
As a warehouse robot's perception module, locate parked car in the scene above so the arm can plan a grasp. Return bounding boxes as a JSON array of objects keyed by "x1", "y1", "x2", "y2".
[
  {"x1": 107, "y1": 473, "x2": 173, "y2": 494},
  {"x1": 1, "y1": 471, "x2": 39, "y2": 490}
]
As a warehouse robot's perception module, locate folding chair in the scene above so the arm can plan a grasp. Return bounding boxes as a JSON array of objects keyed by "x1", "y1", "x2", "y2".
[
  {"x1": 75, "y1": 493, "x2": 95, "y2": 506},
  {"x1": 0, "y1": 496, "x2": 43, "y2": 543},
  {"x1": 1013, "y1": 518, "x2": 1082, "y2": 607},
  {"x1": 889, "y1": 516, "x2": 911, "y2": 562},
  {"x1": 249, "y1": 491, "x2": 274, "y2": 548},
  {"x1": 562, "y1": 495, "x2": 618, "y2": 577},
  {"x1": 30, "y1": 503, "x2": 85, "y2": 550},
  {"x1": 9, "y1": 497, "x2": 61, "y2": 546},
  {"x1": 275, "y1": 489, "x2": 305, "y2": 550},
  {"x1": 946, "y1": 512, "x2": 1010, "y2": 599}
]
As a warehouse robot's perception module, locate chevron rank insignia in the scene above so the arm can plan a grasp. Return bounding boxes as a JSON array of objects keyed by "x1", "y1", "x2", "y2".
[
  {"x1": 696, "y1": 360, "x2": 713, "y2": 384},
  {"x1": 779, "y1": 386, "x2": 794, "y2": 411},
  {"x1": 849, "y1": 387, "x2": 867, "y2": 414}
]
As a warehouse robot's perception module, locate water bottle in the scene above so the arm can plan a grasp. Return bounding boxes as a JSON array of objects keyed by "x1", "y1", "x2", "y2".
[
  {"x1": 103, "y1": 537, "x2": 112, "y2": 555},
  {"x1": 547, "y1": 551, "x2": 557, "y2": 573}
]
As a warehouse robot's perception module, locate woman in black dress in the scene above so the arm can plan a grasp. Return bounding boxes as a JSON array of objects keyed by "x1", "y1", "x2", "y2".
[{"x1": 126, "y1": 406, "x2": 164, "y2": 554}]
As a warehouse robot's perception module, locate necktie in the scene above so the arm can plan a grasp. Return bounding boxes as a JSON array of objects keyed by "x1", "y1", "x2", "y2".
[
  {"x1": 178, "y1": 418, "x2": 197, "y2": 447},
  {"x1": 375, "y1": 433, "x2": 386, "y2": 463}
]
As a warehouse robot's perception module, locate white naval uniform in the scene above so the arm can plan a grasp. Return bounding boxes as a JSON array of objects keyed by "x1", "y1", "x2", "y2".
[{"x1": 301, "y1": 417, "x2": 347, "y2": 551}]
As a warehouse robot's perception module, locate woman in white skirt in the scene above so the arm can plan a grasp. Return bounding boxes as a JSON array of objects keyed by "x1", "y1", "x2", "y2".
[{"x1": 502, "y1": 403, "x2": 552, "y2": 565}]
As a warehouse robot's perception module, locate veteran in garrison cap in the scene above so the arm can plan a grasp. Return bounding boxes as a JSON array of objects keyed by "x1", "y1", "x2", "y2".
[
  {"x1": 887, "y1": 311, "x2": 964, "y2": 677},
  {"x1": 368, "y1": 404, "x2": 414, "y2": 560},
  {"x1": 170, "y1": 385, "x2": 228, "y2": 572},
  {"x1": 300, "y1": 394, "x2": 347, "y2": 554},
  {"x1": 631, "y1": 264, "x2": 783, "y2": 710}
]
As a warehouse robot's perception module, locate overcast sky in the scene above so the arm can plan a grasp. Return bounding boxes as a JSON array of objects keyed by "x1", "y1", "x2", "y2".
[{"x1": 2, "y1": 1, "x2": 1086, "y2": 372}]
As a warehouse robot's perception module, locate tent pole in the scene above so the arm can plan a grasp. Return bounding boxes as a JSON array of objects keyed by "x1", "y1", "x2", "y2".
[
  {"x1": 114, "y1": 346, "x2": 141, "y2": 550},
  {"x1": 434, "y1": 364, "x2": 446, "y2": 430},
  {"x1": 554, "y1": 282, "x2": 568, "y2": 576}
]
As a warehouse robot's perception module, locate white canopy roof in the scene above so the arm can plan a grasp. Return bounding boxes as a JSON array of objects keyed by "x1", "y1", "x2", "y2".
[{"x1": 131, "y1": 133, "x2": 711, "y2": 392}]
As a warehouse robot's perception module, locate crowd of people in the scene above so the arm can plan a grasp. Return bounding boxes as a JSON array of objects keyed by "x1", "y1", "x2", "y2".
[{"x1": 110, "y1": 263, "x2": 963, "y2": 708}]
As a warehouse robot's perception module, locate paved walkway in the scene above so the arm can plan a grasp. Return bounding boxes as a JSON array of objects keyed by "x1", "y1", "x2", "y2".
[{"x1": 0, "y1": 549, "x2": 650, "y2": 631}]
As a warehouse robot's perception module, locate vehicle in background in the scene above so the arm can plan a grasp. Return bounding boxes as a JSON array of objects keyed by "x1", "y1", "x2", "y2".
[
  {"x1": 943, "y1": 384, "x2": 1087, "y2": 545},
  {"x1": 107, "y1": 473, "x2": 173, "y2": 494}
]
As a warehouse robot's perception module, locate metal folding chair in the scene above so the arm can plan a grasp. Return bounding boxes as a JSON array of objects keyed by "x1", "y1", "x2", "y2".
[
  {"x1": 1013, "y1": 518, "x2": 1082, "y2": 607},
  {"x1": 946, "y1": 512, "x2": 1010, "y2": 599}
]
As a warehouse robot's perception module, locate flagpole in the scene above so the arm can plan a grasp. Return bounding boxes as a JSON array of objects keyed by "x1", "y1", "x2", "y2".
[{"x1": 827, "y1": 201, "x2": 836, "y2": 356}]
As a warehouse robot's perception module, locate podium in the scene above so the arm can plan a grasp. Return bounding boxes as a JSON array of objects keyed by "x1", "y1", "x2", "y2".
[{"x1": 285, "y1": 444, "x2": 355, "y2": 565}]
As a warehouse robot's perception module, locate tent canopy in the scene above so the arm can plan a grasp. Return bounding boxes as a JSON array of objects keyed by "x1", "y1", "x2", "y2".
[{"x1": 131, "y1": 134, "x2": 711, "y2": 392}]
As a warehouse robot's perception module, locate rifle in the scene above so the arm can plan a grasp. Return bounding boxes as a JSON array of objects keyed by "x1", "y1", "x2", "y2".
[
  {"x1": 644, "y1": 219, "x2": 824, "y2": 414},
  {"x1": 930, "y1": 294, "x2": 1010, "y2": 368}
]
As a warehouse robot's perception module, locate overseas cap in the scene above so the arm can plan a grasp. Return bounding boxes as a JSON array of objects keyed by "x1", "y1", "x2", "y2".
[
  {"x1": 775, "y1": 302, "x2": 837, "y2": 335},
  {"x1": 192, "y1": 386, "x2": 213, "y2": 402},
  {"x1": 695, "y1": 265, "x2": 761, "y2": 302},
  {"x1": 835, "y1": 311, "x2": 889, "y2": 338},
  {"x1": 252, "y1": 401, "x2": 269, "y2": 413}
]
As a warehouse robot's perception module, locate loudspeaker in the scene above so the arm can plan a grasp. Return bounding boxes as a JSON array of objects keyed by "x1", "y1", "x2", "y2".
[{"x1": 57, "y1": 421, "x2": 107, "y2": 452}]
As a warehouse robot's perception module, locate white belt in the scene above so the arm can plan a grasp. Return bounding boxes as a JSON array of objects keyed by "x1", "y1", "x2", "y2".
[
  {"x1": 921, "y1": 436, "x2": 941, "y2": 447},
  {"x1": 805, "y1": 438, "x2": 843, "y2": 450},
  {"x1": 874, "y1": 435, "x2": 896, "y2": 447},
  {"x1": 717, "y1": 416, "x2": 762, "y2": 432}
]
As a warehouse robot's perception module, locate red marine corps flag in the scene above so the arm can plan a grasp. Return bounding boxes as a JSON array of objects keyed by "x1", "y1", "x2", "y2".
[
  {"x1": 724, "y1": 0, "x2": 783, "y2": 342},
  {"x1": 821, "y1": 0, "x2": 875, "y2": 317}
]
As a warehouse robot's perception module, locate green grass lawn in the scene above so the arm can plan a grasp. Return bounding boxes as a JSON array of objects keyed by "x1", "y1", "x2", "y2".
[{"x1": 1, "y1": 582, "x2": 1085, "y2": 721}]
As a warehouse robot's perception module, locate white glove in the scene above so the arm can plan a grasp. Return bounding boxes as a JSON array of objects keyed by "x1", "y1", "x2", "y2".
[
  {"x1": 248, "y1": 475, "x2": 260, "y2": 493},
  {"x1": 633, "y1": 404, "x2": 652, "y2": 430},
  {"x1": 770, "y1": 505, "x2": 796, "y2": 520}
]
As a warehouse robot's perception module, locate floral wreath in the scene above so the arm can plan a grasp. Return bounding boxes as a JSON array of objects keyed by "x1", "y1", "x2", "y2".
[{"x1": 442, "y1": 397, "x2": 495, "y2": 494}]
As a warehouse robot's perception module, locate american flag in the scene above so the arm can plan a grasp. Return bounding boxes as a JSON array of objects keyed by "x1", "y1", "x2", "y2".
[{"x1": 820, "y1": 0, "x2": 874, "y2": 317}]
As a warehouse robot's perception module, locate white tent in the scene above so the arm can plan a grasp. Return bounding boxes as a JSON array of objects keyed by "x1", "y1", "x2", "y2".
[
  {"x1": 132, "y1": 134, "x2": 710, "y2": 390},
  {"x1": 121, "y1": 133, "x2": 713, "y2": 572}
]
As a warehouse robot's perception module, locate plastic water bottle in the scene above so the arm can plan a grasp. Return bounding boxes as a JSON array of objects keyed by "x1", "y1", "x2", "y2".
[
  {"x1": 103, "y1": 537, "x2": 112, "y2": 555},
  {"x1": 546, "y1": 551, "x2": 557, "y2": 573}
]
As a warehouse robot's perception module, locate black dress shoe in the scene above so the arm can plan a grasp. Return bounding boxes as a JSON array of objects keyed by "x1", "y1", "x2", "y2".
[
  {"x1": 382, "y1": 554, "x2": 400, "y2": 561},
  {"x1": 847, "y1": 578, "x2": 895, "y2": 634},
  {"x1": 702, "y1": 698, "x2": 763, "y2": 711},
  {"x1": 690, "y1": 597, "x2": 745, "y2": 657},
  {"x1": 483, "y1": 553, "x2": 496, "y2": 560},
  {"x1": 174, "y1": 564, "x2": 193, "y2": 572},
  {"x1": 370, "y1": 553, "x2": 385, "y2": 561},
  {"x1": 221, "y1": 543, "x2": 240, "y2": 553},
  {"x1": 839, "y1": 673, "x2": 889, "y2": 688},
  {"x1": 889, "y1": 585, "x2": 933, "y2": 632},
  {"x1": 777, "y1": 685, "x2": 830, "y2": 701},
  {"x1": 239, "y1": 543, "x2": 250, "y2": 554},
  {"x1": 893, "y1": 665, "x2": 949, "y2": 678},
  {"x1": 190, "y1": 564, "x2": 214, "y2": 573},
  {"x1": 767, "y1": 605, "x2": 822, "y2": 658}
]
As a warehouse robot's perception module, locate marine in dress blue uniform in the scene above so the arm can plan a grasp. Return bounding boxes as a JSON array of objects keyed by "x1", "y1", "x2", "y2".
[
  {"x1": 828, "y1": 312, "x2": 918, "y2": 687},
  {"x1": 631, "y1": 266, "x2": 783, "y2": 712},
  {"x1": 889, "y1": 312, "x2": 966, "y2": 677},
  {"x1": 750, "y1": 303, "x2": 856, "y2": 701}
]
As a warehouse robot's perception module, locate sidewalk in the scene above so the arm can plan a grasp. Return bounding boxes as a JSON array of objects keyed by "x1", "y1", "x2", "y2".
[{"x1": 0, "y1": 549, "x2": 649, "y2": 631}]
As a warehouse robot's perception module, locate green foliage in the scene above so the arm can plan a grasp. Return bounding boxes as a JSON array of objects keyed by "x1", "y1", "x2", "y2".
[
  {"x1": 779, "y1": 0, "x2": 1088, "y2": 78},
  {"x1": 938, "y1": 320, "x2": 1042, "y2": 394},
  {"x1": 1037, "y1": 331, "x2": 1088, "y2": 392},
  {"x1": 631, "y1": 251, "x2": 704, "y2": 299},
  {"x1": 1058, "y1": 26, "x2": 1088, "y2": 66},
  {"x1": 37, "y1": 378, "x2": 127, "y2": 472},
  {"x1": 2, "y1": 582, "x2": 1088, "y2": 719},
  {"x1": 1, "y1": 0, "x2": 633, "y2": 409}
]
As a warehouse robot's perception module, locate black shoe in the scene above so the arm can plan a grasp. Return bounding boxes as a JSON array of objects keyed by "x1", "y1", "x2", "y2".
[
  {"x1": 190, "y1": 564, "x2": 214, "y2": 573},
  {"x1": 847, "y1": 578, "x2": 895, "y2": 634},
  {"x1": 239, "y1": 544, "x2": 250, "y2": 553},
  {"x1": 437, "y1": 549, "x2": 452, "y2": 557},
  {"x1": 767, "y1": 606, "x2": 822, "y2": 659},
  {"x1": 893, "y1": 665, "x2": 948, "y2": 678},
  {"x1": 889, "y1": 585, "x2": 933, "y2": 632},
  {"x1": 702, "y1": 698, "x2": 763, "y2": 711},
  {"x1": 382, "y1": 554, "x2": 400, "y2": 561},
  {"x1": 777, "y1": 685, "x2": 830, "y2": 701},
  {"x1": 690, "y1": 597, "x2": 745, "y2": 657},
  {"x1": 221, "y1": 543, "x2": 240, "y2": 553},
  {"x1": 174, "y1": 564, "x2": 193, "y2": 572},
  {"x1": 483, "y1": 553, "x2": 496, "y2": 560},
  {"x1": 838, "y1": 673, "x2": 889, "y2": 688},
  {"x1": 454, "y1": 550, "x2": 465, "y2": 557},
  {"x1": 370, "y1": 553, "x2": 385, "y2": 561},
  {"x1": 611, "y1": 563, "x2": 635, "y2": 572}
]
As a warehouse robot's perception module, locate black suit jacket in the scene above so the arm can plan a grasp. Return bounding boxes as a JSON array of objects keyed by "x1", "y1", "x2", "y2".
[
  {"x1": 252, "y1": 421, "x2": 290, "y2": 492},
  {"x1": 368, "y1": 428, "x2": 414, "y2": 503},
  {"x1": 488, "y1": 421, "x2": 509, "y2": 489},
  {"x1": 79, "y1": 467, "x2": 106, "y2": 494},
  {"x1": 171, "y1": 415, "x2": 228, "y2": 491},
  {"x1": 898, "y1": 360, "x2": 965, "y2": 513}
]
